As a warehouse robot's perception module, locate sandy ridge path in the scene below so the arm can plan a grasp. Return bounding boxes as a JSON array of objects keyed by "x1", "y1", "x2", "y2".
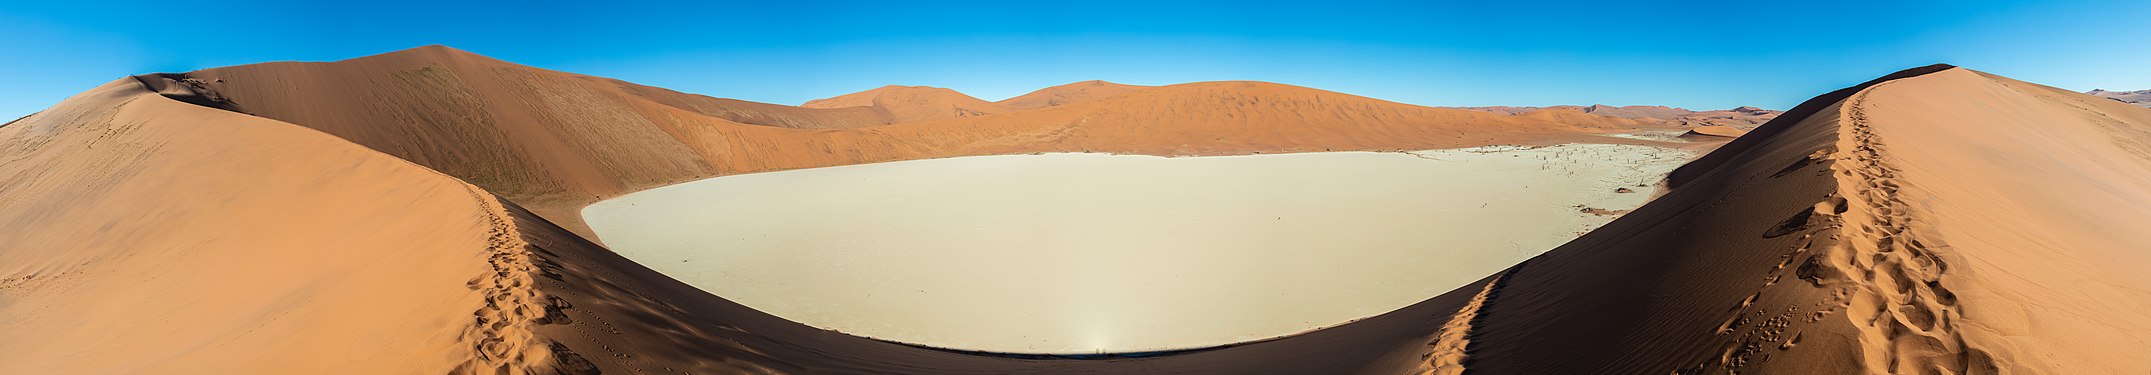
[
  {"x1": 0, "y1": 75, "x2": 617, "y2": 374},
  {"x1": 1842, "y1": 69, "x2": 2151, "y2": 373},
  {"x1": 1825, "y1": 86, "x2": 1992, "y2": 373},
  {"x1": 1414, "y1": 261, "x2": 1527, "y2": 375},
  {"x1": 457, "y1": 183, "x2": 580, "y2": 374}
]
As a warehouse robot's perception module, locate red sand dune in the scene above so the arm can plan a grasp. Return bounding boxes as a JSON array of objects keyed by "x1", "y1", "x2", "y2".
[
  {"x1": 995, "y1": 80, "x2": 1151, "y2": 109},
  {"x1": 802, "y1": 85, "x2": 1013, "y2": 122},
  {"x1": 0, "y1": 79, "x2": 535, "y2": 373},
  {"x1": 6, "y1": 47, "x2": 2149, "y2": 374},
  {"x1": 161, "y1": 46, "x2": 1674, "y2": 239}
]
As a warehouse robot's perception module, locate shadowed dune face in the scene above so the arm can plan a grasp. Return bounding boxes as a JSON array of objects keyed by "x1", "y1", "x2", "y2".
[
  {"x1": 1424, "y1": 67, "x2": 2151, "y2": 374},
  {"x1": 608, "y1": 81, "x2": 898, "y2": 130},
  {"x1": 1679, "y1": 125, "x2": 1747, "y2": 140}
]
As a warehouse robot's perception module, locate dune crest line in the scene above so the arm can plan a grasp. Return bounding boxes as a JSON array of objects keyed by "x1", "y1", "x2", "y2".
[
  {"x1": 1818, "y1": 88, "x2": 1995, "y2": 373},
  {"x1": 1417, "y1": 262, "x2": 1526, "y2": 374},
  {"x1": 457, "y1": 184, "x2": 557, "y2": 374}
]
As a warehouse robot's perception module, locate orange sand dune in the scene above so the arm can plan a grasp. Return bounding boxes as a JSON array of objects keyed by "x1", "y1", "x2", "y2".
[
  {"x1": 610, "y1": 81, "x2": 897, "y2": 129},
  {"x1": 9, "y1": 47, "x2": 2148, "y2": 373},
  {"x1": 995, "y1": 80, "x2": 1151, "y2": 109},
  {"x1": 1409, "y1": 65, "x2": 2151, "y2": 373},
  {"x1": 167, "y1": 46, "x2": 1668, "y2": 239},
  {"x1": 0, "y1": 79, "x2": 539, "y2": 373},
  {"x1": 802, "y1": 84, "x2": 1014, "y2": 122}
]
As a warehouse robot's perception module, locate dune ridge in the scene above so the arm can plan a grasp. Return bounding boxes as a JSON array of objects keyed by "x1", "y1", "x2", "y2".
[
  {"x1": 1414, "y1": 262, "x2": 1525, "y2": 375},
  {"x1": 0, "y1": 78, "x2": 552, "y2": 373},
  {"x1": 458, "y1": 183, "x2": 562, "y2": 373},
  {"x1": 1827, "y1": 86, "x2": 1981, "y2": 371},
  {"x1": 161, "y1": 45, "x2": 1679, "y2": 240},
  {"x1": 802, "y1": 85, "x2": 1013, "y2": 122},
  {"x1": 1679, "y1": 125, "x2": 1746, "y2": 140},
  {"x1": 995, "y1": 80, "x2": 1150, "y2": 109},
  {"x1": 1405, "y1": 66, "x2": 2151, "y2": 374}
]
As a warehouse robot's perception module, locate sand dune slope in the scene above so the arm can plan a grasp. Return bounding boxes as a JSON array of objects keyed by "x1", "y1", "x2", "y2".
[
  {"x1": 159, "y1": 46, "x2": 910, "y2": 237},
  {"x1": 166, "y1": 45, "x2": 729, "y2": 236},
  {"x1": 1403, "y1": 66, "x2": 2151, "y2": 374},
  {"x1": 1847, "y1": 69, "x2": 2151, "y2": 373},
  {"x1": 0, "y1": 79, "x2": 557, "y2": 373},
  {"x1": 608, "y1": 82, "x2": 896, "y2": 129}
]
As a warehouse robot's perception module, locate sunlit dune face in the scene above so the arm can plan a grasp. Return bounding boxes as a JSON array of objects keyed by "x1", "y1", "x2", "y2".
[{"x1": 583, "y1": 144, "x2": 1691, "y2": 353}]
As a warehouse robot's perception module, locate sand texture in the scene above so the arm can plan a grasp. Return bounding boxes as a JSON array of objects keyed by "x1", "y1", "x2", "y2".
[
  {"x1": 584, "y1": 145, "x2": 1691, "y2": 354},
  {"x1": 5, "y1": 46, "x2": 2150, "y2": 374},
  {"x1": 0, "y1": 79, "x2": 544, "y2": 373}
]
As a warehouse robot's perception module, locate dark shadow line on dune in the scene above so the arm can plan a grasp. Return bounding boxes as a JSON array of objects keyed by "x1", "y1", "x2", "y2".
[
  {"x1": 0, "y1": 113, "x2": 29, "y2": 130},
  {"x1": 128, "y1": 73, "x2": 246, "y2": 114},
  {"x1": 1669, "y1": 64, "x2": 1955, "y2": 189}
]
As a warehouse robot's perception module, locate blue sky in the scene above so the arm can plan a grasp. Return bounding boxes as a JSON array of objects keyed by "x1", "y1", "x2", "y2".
[{"x1": 3, "y1": 0, "x2": 2146, "y2": 120}]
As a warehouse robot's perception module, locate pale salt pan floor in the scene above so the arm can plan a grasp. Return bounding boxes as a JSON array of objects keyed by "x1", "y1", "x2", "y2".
[{"x1": 582, "y1": 143, "x2": 1694, "y2": 354}]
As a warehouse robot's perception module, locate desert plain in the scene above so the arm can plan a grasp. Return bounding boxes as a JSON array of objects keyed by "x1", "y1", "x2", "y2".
[{"x1": 585, "y1": 143, "x2": 1692, "y2": 353}]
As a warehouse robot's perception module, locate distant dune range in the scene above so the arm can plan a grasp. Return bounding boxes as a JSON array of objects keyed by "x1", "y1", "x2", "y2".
[
  {"x1": 150, "y1": 46, "x2": 1716, "y2": 238},
  {"x1": 2088, "y1": 88, "x2": 2151, "y2": 107},
  {"x1": 6, "y1": 44, "x2": 2151, "y2": 373},
  {"x1": 1470, "y1": 104, "x2": 1783, "y2": 128}
]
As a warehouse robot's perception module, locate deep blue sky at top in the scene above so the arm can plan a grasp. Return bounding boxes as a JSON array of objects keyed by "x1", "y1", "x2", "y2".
[{"x1": 3, "y1": 0, "x2": 2146, "y2": 119}]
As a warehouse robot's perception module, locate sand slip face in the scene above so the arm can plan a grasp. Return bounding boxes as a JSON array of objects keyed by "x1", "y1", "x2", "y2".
[
  {"x1": 0, "y1": 79, "x2": 528, "y2": 373},
  {"x1": 583, "y1": 144, "x2": 1693, "y2": 353}
]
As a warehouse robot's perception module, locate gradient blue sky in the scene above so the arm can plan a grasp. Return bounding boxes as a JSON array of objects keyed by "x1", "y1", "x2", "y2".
[{"x1": 3, "y1": 0, "x2": 2146, "y2": 120}]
